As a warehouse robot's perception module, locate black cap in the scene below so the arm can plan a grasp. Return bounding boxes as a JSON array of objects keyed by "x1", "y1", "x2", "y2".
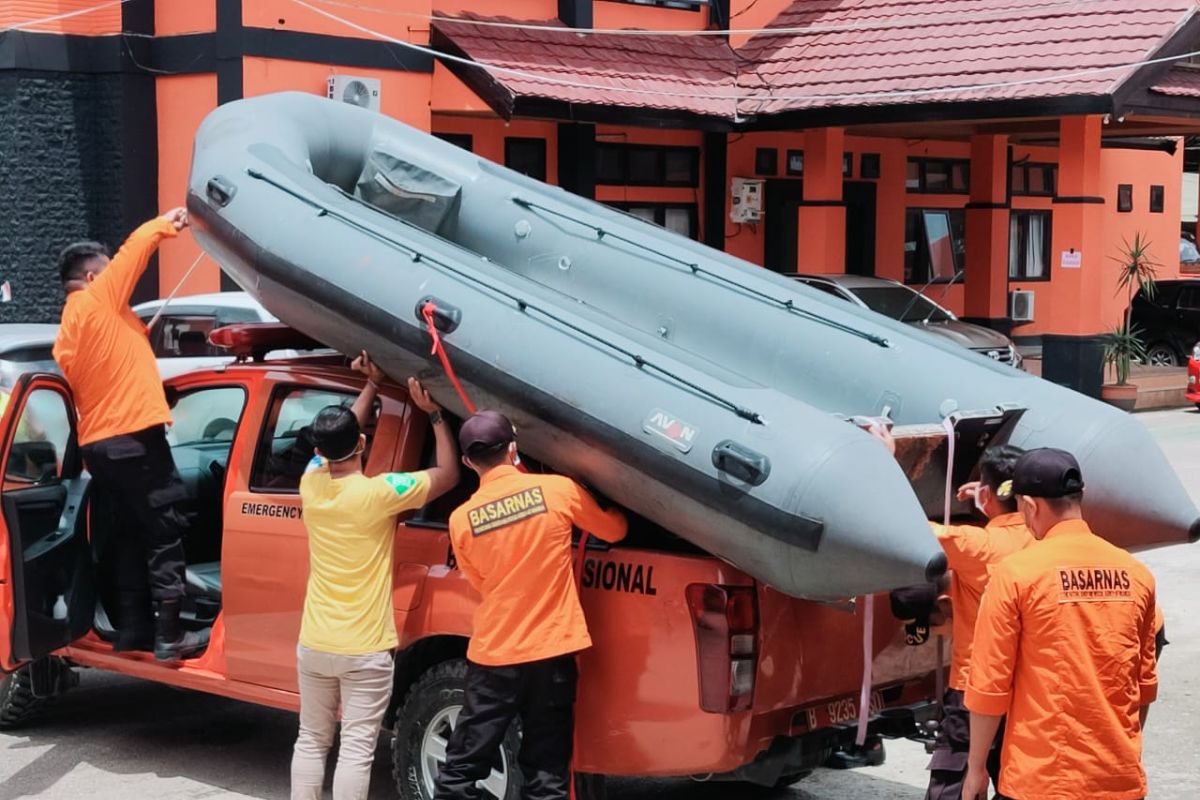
[
  {"x1": 458, "y1": 410, "x2": 515, "y2": 456},
  {"x1": 1008, "y1": 448, "x2": 1085, "y2": 498}
]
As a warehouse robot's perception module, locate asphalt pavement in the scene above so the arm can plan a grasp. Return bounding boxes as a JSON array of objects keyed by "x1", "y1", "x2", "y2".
[{"x1": 2, "y1": 407, "x2": 1198, "y2": 799}]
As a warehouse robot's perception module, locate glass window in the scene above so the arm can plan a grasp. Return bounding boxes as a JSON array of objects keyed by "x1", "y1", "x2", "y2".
[
  {"x1": 596, "y1": 145, "x2": 625, "y2": 184},
  {"x1": 1150, "y1": 185, "x2": 1165, "y2": 214},
  {"x1": 595, "y1": 144, "x2": 699, "y2": 186},
  {"x1": 904, "y1": 208, "x2": 966, "y2": 283},
  {"x1": 629, "y1": 148, "x2": 662, "y2": 182},
  {"x1": 1117, "y1": 184, "x2": 1133, "y2": 213},
  {"x1": 1178, "y1": 287, "x2": 1200, "y2": 311},
  {"x1": 434, "y1": 132, "x2": 473, "y2": 151},
  {"x1": 1009, "y1": 211, "x2": 1052, "y2": 280},
  {"x1": 1011, "y1": 163, "x2": 1057, "y2": 196},
  {"x1": 924, "y1": 161, "x2": 950, "y2": 192},
  {"x1": 907, "y1": 158, "x2": 970, "y2": 194},
  {"x1": 849, "y1": 286, "x2": 951, "y2": 323},
  {"x1": 504, "y1": 138, "x2": 547, "y2": 182},
  {"x1": 148, "y1": 315, "x2": 224, "y2": 359},
  {"x1": 905, "y1": 159, "x2": 921, "y2": 190},
  {"x1": 610, "y1": 203, "x2": 698, "y2": 240},
  {"x1": 664, "y1": 150, "x2": 695, "y2": 184},
  {"x1": 786, "y1": 149, "x2": 805, "y2": 176},
  {"x1": 251, "y1": 387, "x2": 377, "y2": 493},
  {"x1": 6, "y1": 388, "x2": 72, "y2": 483},
  {"x1": 166, "y1": 387, "x2": 247, "y2": 448}
]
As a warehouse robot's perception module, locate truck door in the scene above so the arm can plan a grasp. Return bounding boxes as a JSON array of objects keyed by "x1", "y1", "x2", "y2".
[{"x1": 0, "y1": 374, "x2": 91, "y2": 672}]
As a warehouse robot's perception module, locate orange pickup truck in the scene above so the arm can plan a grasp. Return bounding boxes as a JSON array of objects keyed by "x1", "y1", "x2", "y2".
[{"x1": 0, "y1": 326, "x2": 939, "y2": 799}]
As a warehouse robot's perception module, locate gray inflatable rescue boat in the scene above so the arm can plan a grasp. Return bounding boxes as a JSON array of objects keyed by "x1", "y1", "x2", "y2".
[{"x1": 186, "y1": 93, "x2": 1198, "y2": 598}]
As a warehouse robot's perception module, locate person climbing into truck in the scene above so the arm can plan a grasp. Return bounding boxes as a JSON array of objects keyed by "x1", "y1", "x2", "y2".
[
  {"x1": 290, "y1": 353, "x2": 460, "y2": 800},
  {"x1": 53, "y1": 207, "x2": 207, "y2": 662},
  {"x1": 433, "y1": 410, "x2": 628, "y2": 800},
  {"x1": 963, "y1": 448, "x2": 1158, "y2": 800}
]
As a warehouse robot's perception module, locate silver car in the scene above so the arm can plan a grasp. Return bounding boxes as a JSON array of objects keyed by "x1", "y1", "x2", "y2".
[{"x1": 791, "y1": 274, "x2": 1023, "y2": 367}]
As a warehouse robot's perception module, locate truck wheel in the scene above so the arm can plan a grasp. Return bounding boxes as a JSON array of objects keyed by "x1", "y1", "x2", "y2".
[
  {"x1": 392, "y1": 659, "x2": 522, "y2": 800},
  {"x1": 0, "y1": 665, "x2": 48, "y2": 729}
]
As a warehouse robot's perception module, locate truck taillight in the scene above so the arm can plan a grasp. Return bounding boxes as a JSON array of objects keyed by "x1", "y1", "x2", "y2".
[{"x1": 686, "y1": 583, "x2": 758, "y2": 713}]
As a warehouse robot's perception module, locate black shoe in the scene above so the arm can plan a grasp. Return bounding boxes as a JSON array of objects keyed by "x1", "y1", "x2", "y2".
[{"x1": 154, "y1": 599, "x2": 210, "y2": 662}]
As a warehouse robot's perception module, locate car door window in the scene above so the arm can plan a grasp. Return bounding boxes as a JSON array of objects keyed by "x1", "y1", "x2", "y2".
[
  {"x1": 251, "y1": 387, "x2": 378, "y2": 493},
  {"x1": 147, "y1": 314, "x2": 226, "y2": 358},
  {"x1": 1177, "y1": 287, "x2": 1200, "y2": 312},
  {"x1": 166, "y1": 387, "x2": 248, "y2": 448},
  {"x1": 6, "y1": 388, "x2": 72, "y2": 483}
]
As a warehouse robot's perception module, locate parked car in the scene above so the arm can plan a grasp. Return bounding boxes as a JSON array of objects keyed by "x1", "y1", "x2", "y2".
[
  {"x1": 132, "y1": 291, "x2": 283, "y2": 378},
  {"x1": 1130, "y1": 279, "x2": 1200, "y2": 367},
  {"x1": 0, "y1": 325, "x2": 61, "y2": 388},
  {"x1": 790, "y1": 274, "x2": 1023, "y2": 367},
  {"x1": 0, "y1": 323, "x2": 940, "y2": 799}
]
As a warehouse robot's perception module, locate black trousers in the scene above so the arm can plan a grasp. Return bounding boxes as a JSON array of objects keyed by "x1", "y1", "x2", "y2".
[
  {"x1": 434, "y1": 656, "x2": 577, "y2": 800},
  {"x1": 82, "y1": 425, "x2": 188, "y2": 604},
  {"x1": 925, "y1": 689, "x2": 1004, "y2": 800}
]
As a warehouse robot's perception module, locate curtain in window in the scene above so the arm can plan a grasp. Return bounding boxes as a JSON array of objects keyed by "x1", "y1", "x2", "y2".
[{"x1": 1025, "y1": 215, "x2": 1047, "y2": 278}]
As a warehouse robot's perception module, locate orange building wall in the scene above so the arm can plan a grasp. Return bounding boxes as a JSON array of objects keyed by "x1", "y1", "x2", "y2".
[
  {"x1": 245, "y1": 0, "x2": 432, "y2": 44},
  {"x1": 156, "y1": 1, "x2": 215, "y2": 35},
  {"x1": 431, "y1": 115, "x2": 560, "y2": 185},
  {"x1": 435, "y1": 0, "x2": 556, "y2": 19},
  {"x1": 0, "y1": 1, "x2": 121, "y2": 34},
  {"x1": 157, "y1": 74, "x2": 221, "y2": 295}
]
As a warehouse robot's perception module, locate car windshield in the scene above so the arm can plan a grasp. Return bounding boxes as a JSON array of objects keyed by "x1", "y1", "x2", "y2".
[{"x1": 848, "y1": 286, "x2": 952, "y2": 323}]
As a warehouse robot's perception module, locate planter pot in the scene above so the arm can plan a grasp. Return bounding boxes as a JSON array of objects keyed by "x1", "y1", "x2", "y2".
[{"x1": 1101, "y1": 383, "x2": 1138, "y2": 412}]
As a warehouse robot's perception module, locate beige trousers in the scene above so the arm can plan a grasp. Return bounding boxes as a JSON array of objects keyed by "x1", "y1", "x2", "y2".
[{"x1": 290, "y1": 644, "x2": 395, "y2": 800}]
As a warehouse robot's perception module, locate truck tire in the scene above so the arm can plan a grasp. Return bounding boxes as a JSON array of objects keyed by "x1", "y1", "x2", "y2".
[
  {"x1": 0, "y1": 665, "x2": 48, "y2": 729},
  {"x1": 392, "y1": 659, "x2": 523, "y2": 800}
]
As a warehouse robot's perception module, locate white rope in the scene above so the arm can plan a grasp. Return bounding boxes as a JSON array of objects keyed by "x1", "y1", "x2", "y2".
[
  {"x1": 292, "y1": 0, "x2": 1200, "y2": 108},
  {"x1": 307, "y1": 0, "x2": 1109, "y2": 39},
  {"x1": 1, "y1": 0, "x2": 128, "y2": 34},
  {"x1": 146, "y1": 251, "x2": 207, "y2": 332}
]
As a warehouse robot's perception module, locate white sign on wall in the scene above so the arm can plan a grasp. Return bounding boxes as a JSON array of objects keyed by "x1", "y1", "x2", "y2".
[{"x1": 1061, "y1": 250, "x2": 1082, "y2": 269}]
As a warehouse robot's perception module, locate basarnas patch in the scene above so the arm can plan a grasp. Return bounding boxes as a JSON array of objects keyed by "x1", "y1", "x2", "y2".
[{"x1": 468, "y1": 488, "x2": 548, "y2": 536}]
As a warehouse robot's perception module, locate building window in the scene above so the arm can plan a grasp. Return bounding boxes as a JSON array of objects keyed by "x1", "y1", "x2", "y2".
[
  {"x1": 1009, "y1": 211, "x2": 1052, "y2": 280},
  {"x1": 1011, "y1": 162, "x2": 1057, "y2": 196},
  {"x1": 609, "y1": 202, "x2": 698, "y2": 240},
  {"x1": 754, "y1": 147, "x2": 778, "y2": 176},
  {"x1": 596, "y1": 143, "x2": 700, "y2": 187},
  {"x1": 505, "y1": 138, "x2": 547, "y2": 181},
  {"x1": 434, "y1": 132, "x2": 473, "y2": 151},
  {"x1": 842, "y1": 153, "x2": 853, "y2": 178},
  {"x1": 607, "y1": 0, "x2": 707, "y2": 8},
  {"x1": 1117, "y1": 184, "x2": 1133, "y2": 213},
  {"x1": 786, "y1": 149, "x2": 804, "y2": 176},
  {"x1": 860, "y1": 153, "x2": 881, "y2": 179},
  {"x1": 904, "y1": 208, "x2": 965, "y2": 284},
  {"x1": 1150, "y1": 184, "x2": 1165, "y2": 213},
  {"x1": 906, "y1": 158, "x2": 970, "y2": 194}
]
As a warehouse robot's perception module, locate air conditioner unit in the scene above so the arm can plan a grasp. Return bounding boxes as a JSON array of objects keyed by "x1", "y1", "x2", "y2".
[
  {"x1": 327, "y1": 75, "x2": 381, "y2": 111},
  {"x1": 730, "y1": 177, "x2": 764, "y2": 223},
  {"x1": 1009, "y1": 290, "x2": 1035, "y2": 323}
]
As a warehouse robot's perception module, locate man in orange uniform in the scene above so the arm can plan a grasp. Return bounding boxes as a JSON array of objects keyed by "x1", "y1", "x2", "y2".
[
  {"x1": 964, "y1": 448, "x2": 1158, "y2": 800},
  {"x1": 434, "y1": 410, "x2": 627, "y2": 800},
  {"x1": 53, "y1": 209, "x2": 207, "y2": 661},
  {"x1": 923, "y1": 445, "x2": 1033, "y2": 800}
]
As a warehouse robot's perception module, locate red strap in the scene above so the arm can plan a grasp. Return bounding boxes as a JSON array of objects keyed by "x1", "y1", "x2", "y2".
[{"x1": 421, "y1": 301, "x2": 477, "y2": 415}]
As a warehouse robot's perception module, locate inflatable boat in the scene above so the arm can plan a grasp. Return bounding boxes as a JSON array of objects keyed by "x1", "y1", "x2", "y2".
[{"x1": 186, "y1": 93, "x2": 1198, "y2": 598}]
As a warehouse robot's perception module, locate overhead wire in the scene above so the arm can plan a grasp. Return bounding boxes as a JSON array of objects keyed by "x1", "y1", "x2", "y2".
[{"x1": 291, "y1": 0, "x2": 1200, "y2": 108}]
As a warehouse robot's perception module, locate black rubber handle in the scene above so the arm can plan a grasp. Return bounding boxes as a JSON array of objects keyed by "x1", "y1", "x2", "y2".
[
  {"x1": 415, "y1": 296, "x2": 462, "y2": 334},
  {"x1": 711, "y1": 440, "x2": 771, "y2": 486},
  {"x1": 206, "y1": 175, "x2": 237, "y2": 207}
]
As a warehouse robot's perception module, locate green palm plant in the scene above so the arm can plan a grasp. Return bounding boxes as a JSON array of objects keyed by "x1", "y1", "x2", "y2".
[{"x1": 1105, "y1": 233, "x2": 1160, "y2": 386}]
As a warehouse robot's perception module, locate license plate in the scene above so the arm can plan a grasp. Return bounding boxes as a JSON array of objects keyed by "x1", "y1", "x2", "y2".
[{"x1": 799, "y1": 690, "x2": 885, "y2": 731}]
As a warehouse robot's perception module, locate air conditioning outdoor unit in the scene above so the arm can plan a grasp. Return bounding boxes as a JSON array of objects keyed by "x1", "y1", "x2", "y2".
[
  {"x1": 1009, "y1": 290, "x2": 1035, "y2": 323},
  {"x1": 327, "y1": 75, "x2": 381, "y2": 111}
]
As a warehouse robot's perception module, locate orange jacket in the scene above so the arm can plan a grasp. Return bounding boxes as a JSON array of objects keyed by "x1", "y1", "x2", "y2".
[
  {"x1": 965, "y1": 519, "x2": 1157, "y2": 800},
  {"x1": 931, "y1": 512, "x2": 1033, "y2": 691},
  {"x1": 54, "y1": 219, "x2": 175, "y2": 446},
  {"x1": 448, "y1": 465, "x2": 627, "y2": 666}
]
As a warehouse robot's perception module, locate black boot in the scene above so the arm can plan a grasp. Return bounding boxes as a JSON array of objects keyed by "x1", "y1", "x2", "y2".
[
  {"x1": 113, "y1": 591, "x2": 155, "y2": 653},
  {"x1": 154, "y1": 599, "x2": 210, "y2": 662}
]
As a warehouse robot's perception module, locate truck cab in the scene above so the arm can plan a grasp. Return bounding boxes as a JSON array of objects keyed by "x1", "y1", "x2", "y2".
[{"x1": 0, "y1": 326, "x2": 939, "y2": 799}]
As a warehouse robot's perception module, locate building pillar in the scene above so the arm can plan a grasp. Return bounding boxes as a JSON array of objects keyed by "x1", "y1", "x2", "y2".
[
  {"x1": 557, "y1": 122, "x2": 595, "y2": 199},
  {"x1": 796, "y1": 127, "x2": 845, "y2": 274},
  {"x1": 1044, "y1": 115, "x2": 1107, "y2": 397},
  {"x1": 962, "y1": 135, "x2": 1010, "y2": 332},
  {"x1": 703, "y1": 131, "x2": 727, "y2": 250}
]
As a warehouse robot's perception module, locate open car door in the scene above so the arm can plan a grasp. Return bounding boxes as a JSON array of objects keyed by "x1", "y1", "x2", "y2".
[{"x1": 0, "y1": 373, "x2": 91, "y2": 673}]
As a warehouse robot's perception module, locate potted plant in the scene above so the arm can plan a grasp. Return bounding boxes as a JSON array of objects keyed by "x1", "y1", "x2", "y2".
[{"x1": 1101, "y1": 233, "x2": 1159, "y2": 411}]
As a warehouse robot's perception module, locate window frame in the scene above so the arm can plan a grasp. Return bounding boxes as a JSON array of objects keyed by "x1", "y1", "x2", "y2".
[
  {"x1": 164, "y1": 383, "x2": 249, "y2": 451},
  {"x1": 906, "y1": 157, "x2": 971, "y2": 194},
  {"x1": 4, "y1": 385, "x2": 75, "y2": 485},
  {"x1": 1010, "y1": 162, "x2": 1058, "y2": 197},
  {"x1": 1117, "y1": 184, "x2": 1134, "y2": 213},
  {"x1": 785, "y1": 149, "x2": 804, "y2": 176},
  {"x1": 434, "y1": 132, "x2": 473, "y2": 152},
  {"x1": 249, "y1": 384, "x2": 371, "y2": 495},
  {"x1": 596, "y1": 143, "x2": 701, "y2": 187},
  {"x1": 504, "y1": 137, "x2": 548, "y2": 182},
  {"x1": 1149, "y1": 184, "x2": 1165, "y2": 214},
  {"x1": 904, "y1": 207, "x2": 967, "y2": 285},
  {"x1": 607, "y1": 201, "x2": 699, "y2": 240},
  {"x1": 1008, "y1": 209, "x2": 1053, "y2": 282}
]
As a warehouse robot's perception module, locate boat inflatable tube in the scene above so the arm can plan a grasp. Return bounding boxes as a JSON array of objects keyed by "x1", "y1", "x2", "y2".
[{"x1": 187, "y1": 94, "x2": 1197, "y2": 597}]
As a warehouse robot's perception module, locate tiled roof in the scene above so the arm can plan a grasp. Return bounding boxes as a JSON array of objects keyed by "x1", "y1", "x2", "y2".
[
  {"x1": 434, "y1": 1, "x2": 1200, "y2": 122},
  {"x1": 738, "y1": 0, "x2": 1200, "y2": 116},
  {"x1": 1150, "y1": 65, "x2": 1200, "y2": 97},
  {"x1": 433, "y1": 14, "x2": 738, "y2": 118}
]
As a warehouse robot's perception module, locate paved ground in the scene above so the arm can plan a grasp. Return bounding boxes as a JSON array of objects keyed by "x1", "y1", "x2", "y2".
[{"x1": 2, "y1": 407, "x2": 1198, "y2": 799}]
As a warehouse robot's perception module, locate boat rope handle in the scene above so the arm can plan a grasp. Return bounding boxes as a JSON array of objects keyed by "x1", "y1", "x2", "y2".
[
  {"x1": 420, "y1": 301, "x2": 478, "y2": 415},
  {"x1": 246, "y1": 168, "x2": 764, "y2": 424},
  {"x1": 511, "y1": 196, "x2": 891, "y2": 348}
]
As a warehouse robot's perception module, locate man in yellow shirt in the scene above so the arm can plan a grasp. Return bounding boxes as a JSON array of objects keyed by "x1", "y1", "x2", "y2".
[
  {"x1": 291, "y1": 352, "x2": 460, "y2": 800},
  {"x1": 53, "y1": 208, "x2": 205, "y2": 660}
]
